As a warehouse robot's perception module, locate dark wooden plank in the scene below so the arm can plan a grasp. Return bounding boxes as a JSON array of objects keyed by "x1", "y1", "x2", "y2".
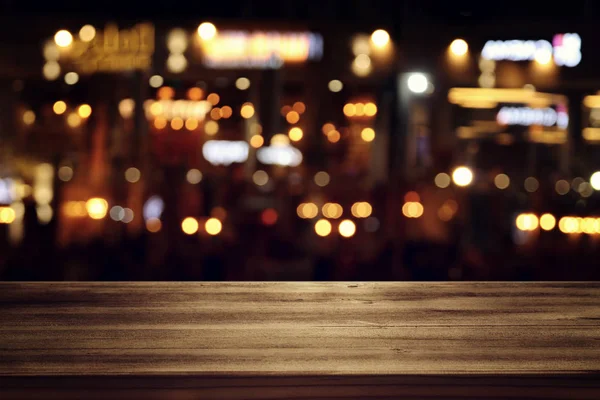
[{"x1": 0, "y1": 282, "x2": 599, "y2": 399}]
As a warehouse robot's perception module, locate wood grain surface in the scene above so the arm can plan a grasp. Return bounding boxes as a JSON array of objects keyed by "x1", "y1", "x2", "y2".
[{"x1": 0, "y1": 282, "x2": 599, "y2": 399}]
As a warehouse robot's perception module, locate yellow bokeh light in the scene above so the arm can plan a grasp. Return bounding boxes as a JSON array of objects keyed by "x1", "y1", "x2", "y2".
[
  {"x1": 343, "y1": 103, "x2": 356, "y2": 117},
  {"x1": 77, "y1": 104, "x2": 92, "y2": 118},
  {"x1": 250, "y1": 135, "x2": 264, "y2": 148},
  {"x1": 197, "y1": 22, "x2": 217, "y2": 41},
  {"x1": 150, "y1": 102, "x2": 163, "y2": 116},
  {"x1": 338, "y1": 219, "x2": 356, "y2": 238},
  {"x1": 67, "y1": 112, "x2": 82, "y2": 128},
  {"x1": 271, "y1": 134, "x2": 290, "y2": 146},
  {"x1": 167, "y1": 54, "x2": 188, "y2": 73},
  {"x1": 204, "y1": 120, "x2": 219, "y2": 135},
  {"x1": 286, "y1": 111, "x2": 300, "y2": 124},
  {"x1": 241, "y1": 103, "x2": 255, "y2": 119},
  {"x1": 235, "y1": 77, "x2": 251, "y2": 90},
  {"x1": 220, "y1": 106, "x2": 233, "y2": 118},
  {"x1": 288, "y1": 127, "x2": 303, "y2": 142},
  {"x1": 205, "y1": 218, "x2": 222, "y2": 235},
  {"x1": 54, "y1": 29, "x2": 73, "y2": 47},
  {"x1": 351, "y1": 202, "x2": 373, "y2": 218},
  {"x1": 119, "y1": 99, "x2": 134, "y2": 118},
  {"x1": 181, "y1": 217, "x2": 199, "y2": 235},
  {"x1": 86, "y1": 198, "x2": 108, "y2": 220},
  {"x1": 322, "y1": 123, "x2": 335, "y2": 135},
  {"x1": 64, "y1": 72, "x2": 79, "y2": 85},
  {"x1": 146, "y1": 218, "x2": 162, "y2": 233},
  {"x1": 322, "y1": 203, "x2": 343, "y2": 219},
  {"x1": 355, "y1": 103, "x2": 365, "y2": 117},
  {"x1": 293, "y1": 102, "x2": 306, "y2": 114},
  {"x1": 540, "y1": 213, "x2": 556, "y2": 231},
  {"x1": 23, "y1": 110, "x2": 36, "y2": 125},
  {"x1": 79, "y1": 25, "x2": 96, "y2": 42},
  {"x1": 590, "y1": 171, "x2": 600, "y2": 190},
  {"x1": 53, "y1": 101, "x2": 67, "y2": 115},
  {"x1": 371, "y1": 29, "x2": 390, "y2": 48},
  {"x1": 328, "y1": 80, "x2": 343, "y2": 92},
  {"x1": 171, "y1": 117, "x2": 184, "y2": 130},
  {"x1": 402, "y1": 202, "x2": 424, "y2": 218},
  {"x1": 327, "y1": 130, "x2": 341, "y2": 143},
  {"x1": 154, "y1": 117, "x2": 167, "y2": 129},
  {"x1": 450, "y1": 38, "x2": 469, "y2": 56},
  {"x1": 0, "y1": 207, "x2": 16, "y2": 224},
  {"x1": 452, "y1": 166, "x2": 473, "y2": 187},
  {"x1": 43, "y1": 61, "x2": 61, "y2": 80},
  {"x1": 297, "y1": 202, "x2": 318, "y2": 219},
  {"x1": 149, "y1": 75, "x2": 164, "y2": 88},
  {"x1": 364, "y1": 102, "x2": 377, "y2": 116},
  {"x1": 314, "y1": 219, "x2": 332, "y2": 237},
  {"x1": 207, "y1": 93, "x2": 220, "y2": 106},
  {"x1": 361, "y1": 127, "x2": 375, "y2": 142},
  {"x1": 185, "y1": 118, "x2": 199, "y2": 130},
  {"x1": 516, "y1": 213, "x2": 539, "y2": 231}
]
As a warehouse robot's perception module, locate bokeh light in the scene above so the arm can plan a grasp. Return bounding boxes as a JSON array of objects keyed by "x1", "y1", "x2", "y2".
[
  {"x1": 146, "y1": 218, "x2": 162, "y2": 233},
  {"x1": 450, "y1": 39, "x2": 469, "y2": 56},
  {"x1": 328, "y1": 80, "x2": 343, "y2": 92},
  {"x1": 236, "y1": 77, "x2": 250, "y2": 90},
  {"x1": 197, "y1": 22, "x2": 217, "y2": 40},
  {"x1": 590, "y1": 171, "x2": 600, "y2": 190},
  {"x1": 250, "y1": 135, "x2": 264, "y2": 148},
  {"x1": 351, "y1": 202, "x2": 373, "y2": 218},
  {"x1": 286, "y1": 111, "x2": 300, "y2": 124},
  {"x1": 86, "y1": 198, "x2": 108, "y2": 220},
  {"x1": 370, "y1": 29, "x2": 390, "y2": 48},
  {"x1": 314, "y1": 171, "x2": 330, "y2": 187},
  {"x1": 149, "y1": 75, "x2": 164, "y2": 88},
  {"x1": 555, "y1": 180, "x2": 570, "y2": 195},
  {"x1": 241, "y1": 103, "x2": 255, "y2": 119},
  {"x1": 524, "y1": 177, "x2": 539, "y2": 193},
  {"x1": 22, "y1": 110, "x2": 36, "y2": 125},
  {"x1": 54, "y1": 30, "x2": 73, "y2": 47},
  {"x1": 322, "y1": 203, "x2": 343, "y2": 219},
  {"x1": 338, "y1": 219, "x2": 356, "y2": 238},
  {"x1": 288, "y1": 127, "x2": 303, "y2": 142},
  {"x1": 187, "y1": 87, "x2": 203, "y2": 101},
  {"x1": 204, "y1": 120, "x2": 219, "y2": 135},
  {"x1": 125, "y1": 167, "x2": 141, "y2": 183},
  {"x1": 53, "y1": 101, "x2": 67, "y2": 115},
  {"x1": 314, "y1": 219, "x2": 332, "y2": 237},
  {"x1": 452, "y1": 166, "x2": 473, "y2": 187},
  {"x1": 58, "y1": 166, "x2": 73, "y2": 182},
  {"x1": 185, "y1": 118, "x2": 199, "y2": 130},
  {"x1": 66, "y1": 113, "x2": 82, "y2": 128},
  {"x1": 64, "y1": 72, "x2": 79, "y2": 85},
  {"x1": 79, "y1": 25, "x2": 96, "y2": 42},
  {"x1": 494, "y1": 173, "x2": 510, "y2": 189},
  {"x1": 253, "y1": 170, "x2": 269, "y2": 186},
  {"x1": 434, "y1": 173, "x2": 451, "y2": 188},
  {"x1": 516, "y1": 213, "x2": 539, "y2": 231},
  {"x1": 361, "y1": 127, "x2": 375, "y2": 142},
  {"x1": 261, "y1": 209, "x2": 278, "y2": 226},
  {"x1": 540, "y1": 213, "x2": 556, "y2": 231},
  {"x1": 77, "y1": 104, "x2": 92, "y2": 118},
  {"x1": 297, "y1": 203, "x2": 319, "y2": 219},
  {"x1": 327, "y1": 130, "x2": 341, "y2": 143},
  {"x1": 207, "y1": 93, "x2": 220, "y2": 106},
  {"x1": 43, "y1": 61, "x2": 61, "y2": 80},
  {"x1": 182, "y1": 217, "x2": 199, "y2": 235},
  {"x1": 205, "y1": 218, "x2": 222, "y2": 235},
  {"x1": 186, "y1": 169, "x2": 202, "y2": 184}
]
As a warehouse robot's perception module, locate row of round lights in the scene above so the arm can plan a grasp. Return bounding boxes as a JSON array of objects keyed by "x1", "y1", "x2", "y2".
[
  {"x1": 515, "y1": 212, "x2": 600, "y2": 234},
  {"x1": 181, "y1": 216, "x2": 222, "y2": 236},
  {"x1": 297, "y1": 201, "x2": 373, "y2": 220},
  {"x1": 343, "y1": 102, "x2": 377, "y2": 118}
]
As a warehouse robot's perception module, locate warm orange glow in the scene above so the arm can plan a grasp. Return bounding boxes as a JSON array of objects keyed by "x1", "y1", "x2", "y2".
[
  {"x1": 185, "y1": 118, "x2": 199, "y2": 130},
  {"x1": 63, "y1": 201, "x2": 87, "y2": 218},
  {"x1": 205, "y1": 218, "x2": 222, "y2": 235},
  {"x1": 322, "y1": 123, "x2": 335, "y2": 135},
  {"x1": 53, "y1": 101, "x2": 67, "y2": 115},
  {"x1": 23, "y1": 110, "x2": 36, "y2": 125},
  {"x1": 146, "y1": 218, "x2": 162, "y2": 233},
  {"x1": 86, "y1": 198, "x2": 108, "y2": 220},
  {"x1": 286, "y1": 111, "x2": 300, "y2": 124},
  {"x1": 351, "y1": 202, "x2": 373, "y2": 218},
  {"x1": 404, "y1": 191, "x2": 420, "y2": 203},
  {"x1": 154, "y1": 117, "x2": 167, "y2": 129},
  {"x1": 77, "y1": 104, "x2": 92, "y2": 118},
  {"x1": 157, "y1": 86, "x2": 175, "y2": 100},
  {"x1": 210, "y1": 107, "x2": 222, "y2": 120},
  {"x1": 270, "y1": 134, "x2": 290, "y2": 146},
  {"x1": 204, "y1": 120, "x2": 219, "y2": 135},
  {"x1": 281, "y1": 105, "x2": 292, "y2": 116},
  {"x1": 54, "y1": 29, "x2": 73, "y2": 47},
  {"x1": 207, "y1": 93, "x2": 220, "y2": 106},
  {"x1": 338, "y1": 219, "x2": 356, "y2": 238},
  {"x1": 452, "y1": 166, "x2": 474, "y2": 187},
  {"x1": 327, "y1": 130, "x2": 340, "y2": 143},
  {"x1": 66, "y1": 113, "x2": 82, "y2": 128},
  {"x1": 370, "y1": 29, "x2": 390, "y2": 48},
  {"x1": 250, "y1": 134, "x2": 264, "y2": 148},
  {"x1": 449, "y1": 38, "x2": 469, "y2": 56},
  {"x1": 0, "y1": 207, "x2": 16, "y2": 224},
  {"x1": 220, "y1": 106, "x2": 232, "y2": 118},
  {"x1": 241, "y1": 103, "x2": 255, "y2": 119},
  {"x1": 197, "y1": 22, "x2": 217, "y2": 41},
  {"x1": 343, "y1": 103, "x2": 356, "y2": 117},
  {"x1": 293, "y1": 102, "x2": 306, "y2": 114},
  {"x1": 288, "y1": 127, "x2": 303, "y2": 142},
  {"x1": 150, "y1": 102, "x2": 163, "y2": 117},
  {"x1": 187, "y1": 87, "x2": 203, "y2": 101},
  {"x1": 355, "y1": 103, "x2": 365, "y2": 117},
  {"x1": 171, "y1": 117, "x2": 184, "y2": 130},
  {"x1": 314, "y1": 219, "x2": 332, "y2": 236}
]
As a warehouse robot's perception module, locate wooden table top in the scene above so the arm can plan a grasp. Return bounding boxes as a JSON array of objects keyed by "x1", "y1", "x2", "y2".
[{"x1": 1, "y1": 282, "x2": 599, "y2": 399}]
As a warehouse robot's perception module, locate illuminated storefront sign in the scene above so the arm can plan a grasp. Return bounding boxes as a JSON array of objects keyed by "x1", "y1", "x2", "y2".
[
  {"x1": 144, "y1": 100, "x2": 212, "y2": 121},
  {"x1": 497, "y1": 106, "x2": 569, "y2": 128},
  {"x1": 257, "y1": 145, "x2": 303, "y2": 167},
  {"x1": 481, "y1": 33, "x2": 581, "y2": 67},
  {"x1": 202, "y1": 140, "x2": 249, "y2": 166},
  {"x1": 67, "y1": 23, "x2": 155, "y2": 73},
  {"x1": 199, "y1": 31, "x2": 323, "y2": 69}
]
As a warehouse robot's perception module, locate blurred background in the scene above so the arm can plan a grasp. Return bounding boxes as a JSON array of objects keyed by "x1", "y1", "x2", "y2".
[{"x1": 1, "y1": 0, "x2": 600, "y2": 281}]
